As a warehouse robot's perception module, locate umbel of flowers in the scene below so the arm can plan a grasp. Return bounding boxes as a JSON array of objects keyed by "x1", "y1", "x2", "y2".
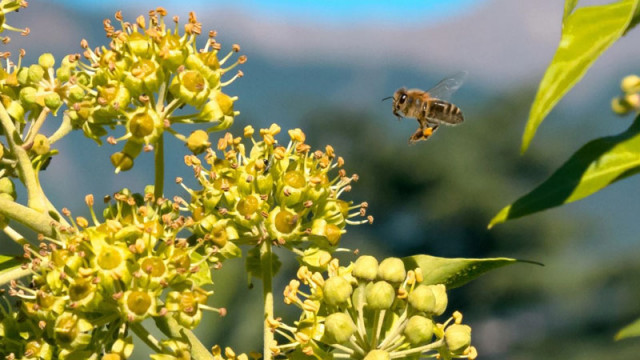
[
  {"x1": 277, "y1": 257, "x2": 477, "y2": 360},
  {"x1": 179, "y1": 125, "x2": 372, "y2": 272},
  {"x1": 4, "y1": 188, "x2": 227, "y2": 359},
  {"x1": 69, "y1": 8, "x2": 245, "y2": 172}
]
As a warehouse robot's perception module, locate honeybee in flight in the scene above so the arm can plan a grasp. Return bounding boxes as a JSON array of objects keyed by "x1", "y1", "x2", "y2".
[{"x1": 384, "y1": 71, "x2": 466, "y2": 144}]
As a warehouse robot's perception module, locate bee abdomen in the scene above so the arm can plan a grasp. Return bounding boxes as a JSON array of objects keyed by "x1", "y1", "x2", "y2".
[{"x1": 428, "y1": 100, "x2": 464, "y2": 125}]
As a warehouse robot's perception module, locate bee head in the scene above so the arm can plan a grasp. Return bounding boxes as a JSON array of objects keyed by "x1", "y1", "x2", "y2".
[{"x1": 391, "y1": 88, "x2": 407, "y2": 118}]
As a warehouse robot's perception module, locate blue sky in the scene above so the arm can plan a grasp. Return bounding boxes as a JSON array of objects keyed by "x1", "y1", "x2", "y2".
[{"x1": 57, "y1": 0, "x2": 484, "y2": 25}]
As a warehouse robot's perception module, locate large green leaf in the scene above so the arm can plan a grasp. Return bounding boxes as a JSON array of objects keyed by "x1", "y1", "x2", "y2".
[
  {"x1": 491, "y1": 117, "x2": 640, "y2": 228},
  {"x1": 615, "y1": 317, "x2": 640, "y2": 340},
  {"x1": 521, "y1": 0, "x2": 639, "y2": 153},
  {"x1": 402, "y1": 254, "x2": 540, "y2": 290}
]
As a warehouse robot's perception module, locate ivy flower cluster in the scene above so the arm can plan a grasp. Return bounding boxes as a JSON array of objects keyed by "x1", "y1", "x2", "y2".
[
  {"x1": 4, "y1": 188, "x2": 224, "y2": 359},
  {"x1": 179, "y1": 125, "x2": 372, "y2": 272},
  {"x1": 277, "y1": 257, "x2": 477, "y2": 360},
  {"x1": 612, "y1": 74, "x2": 640, "y2": 115},
  {"x1": 70, "y1": 8, "x2": 245, "y2": 172}
]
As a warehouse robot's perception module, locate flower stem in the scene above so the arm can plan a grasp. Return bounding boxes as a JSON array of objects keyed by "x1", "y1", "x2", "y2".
[
  {"x1": 0, "y1": 197, "x2": 57, "y2": 237},
  {"x1": 261, "y1": 240, "x2": 274, "y2": 360},
  {"x1": 0, "y1": 102, "x2": 46, "y2": 211},
  {"x1": 3, "y1": 225, "x2": 31, "y2": 246},
  {"x1": 154, "y1": 133, "x2": 164, "y2": 199},
  {"x1": 130, "y1": 322, "x2": 163, "y2": 353}
]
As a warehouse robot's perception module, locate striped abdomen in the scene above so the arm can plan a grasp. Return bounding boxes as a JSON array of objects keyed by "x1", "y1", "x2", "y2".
[{"x1": 422, "y1": 99, "x2": 464, "y2": 125}]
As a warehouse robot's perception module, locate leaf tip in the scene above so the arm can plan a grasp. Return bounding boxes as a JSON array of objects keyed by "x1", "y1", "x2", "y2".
[{"x1": 488, "y1": 205, "x2": 511, "y2": 229}]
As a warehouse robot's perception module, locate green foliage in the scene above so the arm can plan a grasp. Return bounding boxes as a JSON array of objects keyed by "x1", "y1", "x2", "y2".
[
  {"x1": 490, "y1": 115, "x2": 640, "y2": 227},
  {"x1": 494, "y1": 0, "x2": 640, "y2": 345},
  {"x1": 403, "y1": 254, "x2": 540, "y2": 289},
  {"x1": 616, "y1": 317, "x2": 640, "y2": 340},
  {"x1": 521, "y1": 0, "x2": 639, "y2": 153}
]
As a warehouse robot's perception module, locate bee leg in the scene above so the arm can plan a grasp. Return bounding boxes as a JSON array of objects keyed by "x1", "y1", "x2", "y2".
[{"x1": 408, "y1": 125, "x2": 439, "y2": 145}]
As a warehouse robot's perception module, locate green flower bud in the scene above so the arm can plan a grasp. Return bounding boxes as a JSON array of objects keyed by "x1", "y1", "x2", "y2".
[
  {"x1": 377, "y1": 257, "x2": 406, "y2": 283},
  {"x1": 365, "y1": 281, "x2": 395, "y2": 310},
  {"x1": 408, "y1": 284, "x2": 436, "y2": 313},
  {"x1": 323, "y1": 276, "x2": 353, "y2": 306},
  {"x1": 363, "y1": 350, "x2": 390, "y2": 360},
  {"x1": 622, "y1": 74, "x2": 640, "y2": 93},
  {"x1": 404, "y1": 315, "x2": 434, "y2": 345},
  {"x1": 444, "y1": 324, "x2": 472, "y2": 354},
  {"x1": 38, "y1": 53, "x2": 55, "y2": 69},
  {"x1": 110, "y1": 152, "x2": 134, "y2": 172},
  {"x1": 187, "y1": 129, "x2": 210, "y2": 155},
  {"x1": 430, "y1": 284, "x2": 448, "y2": 316},
  {"x1": 352, "y1": 255, "x2": 379, "y2": 281},
  {"x1": 44, "y1": 92, "x2": 62, "y2": 113},
  {"x1": 28, "y1": 64, "x2": 45, "y2": 83},
  {"x1": 32, "y1": 134, "x2": 50, "y2": 155},
  {"x1": 17, "y1": 67, "x2": 28, "y2": 84},
  {"x1": 56, "y1": 66, "x2": 71, "y2": 82},
  {"x1": 19, "y1": 86, "x2": 37, "y2": 107},
  {"x1": 68, "y1": 86, "x2": 85, "y2": 103},
  {"x1": 324, "y1": 312, "x2": 356, "y2": 344}
]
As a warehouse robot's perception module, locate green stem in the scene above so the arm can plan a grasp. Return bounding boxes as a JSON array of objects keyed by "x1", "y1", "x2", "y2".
[
  {"x1": 130, "y1": 322, "x2": 164, "y2": 353},
  {"x1": 261, "y1": 240, "x2": 274, "y2": 360},
  {"x1": 154, "y1": 133, "x2": 164, "y2": 199},
  {"x1": 154, "y1": 314, "x2": 214, "y2": 360},
  {"x1": 0, "y1": 102, "x2": 47, "y2": 211},
  {"x1": 48, "y1": 114, "x2": 73, "y2": 145},
  {"x1": 3, "y1": 225, "x2": 31, "y2": 246},
  {"x1": 0, "y1": 265, "x2": 31, "y2": 287},
  {"x1": 0, "y1": 197, "x2": 57, "y2": 237}
]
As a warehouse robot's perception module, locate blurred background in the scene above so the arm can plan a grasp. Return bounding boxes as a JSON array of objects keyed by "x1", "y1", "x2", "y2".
[{"x1": 3, "y1": 0, "x2": 640, "y2": 358}]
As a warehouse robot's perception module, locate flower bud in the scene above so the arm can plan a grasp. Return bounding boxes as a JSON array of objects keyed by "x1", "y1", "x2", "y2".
[
  {"x1": 324, "y1": 312, "x2": 356, "y2": 344},
  {"x1": 187, "y1": 129, "x2": 210, "y2": 155},
  {"x1": 430, "y1": 284, "x2": 448, "y2": 316},
  {"x1": 352, "y1": 255, "x2": 378, "y2": 281},
  {"x1": 44, "y1": 92, "x2": 62, "y2": 113},
  {"x1": 404, "y1": 315, "x2": 434, "y2": 345},
  {"x1": 377, "y1": 257, "x2": 406, "y2": 283},
  {"x1": 363, "y1": 350, "x2": 390, "y2": 360},
  {"x1": 19, "y1": 86, "x2": 37, "y2": 107},
  {"x1": 444, "y1": 324, "x2": 472, "y2": 354},
  {"x1": 622, "y1": 74, "x2": 640, "y2": 93},
  {"x1": 323, "y1": 276, "x2": 353, "y2": 306},
  {"x1": 365, "y1": 281, "x2": 395, "y2": 310},
  {"x1": 408, "y1": 284, "x2": 436, "y2": 313},
  {"x1": 32, "y1": 134, "x2": 50, "y2": 155},
  {"x1": 28, "y1": 64, "x2": 45, "y2": 83},
  {"x1": 110, "y1": 152, "x2": 134, "y2": 172},
  {"x1": 38, "y1": 53, "x2": 55, "y2": 69},
  {"x1": 56, "y1": 66, "x2": 71, "y2": 82},
  {"x1": 68, "y1": 86, "x2": 85, "y2": 103}
]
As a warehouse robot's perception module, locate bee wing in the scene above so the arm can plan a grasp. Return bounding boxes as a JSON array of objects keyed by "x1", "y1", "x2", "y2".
[{"x1": 425, "y1": 71, "x2": 467, "y2": 101}]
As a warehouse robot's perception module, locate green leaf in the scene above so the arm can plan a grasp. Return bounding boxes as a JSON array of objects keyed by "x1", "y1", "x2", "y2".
[
  {"x1": 491, "y1": 117, "x2": 640, "y2": 228},
  {"x1": 402, "y1": 254, "x2": 541, "y2": 290},
  {"x1": 521, "y1": 0, "x2": 639, "y2": 153},
  {"x1": 616, "y1": 317, "x2": 640, "y2": 340},
  {"x1": 564, "y1": 0, "x2": 579, "y2": 19},
  {"x1": 0, "y1": 254, "x2": 28, "y2": 287}
]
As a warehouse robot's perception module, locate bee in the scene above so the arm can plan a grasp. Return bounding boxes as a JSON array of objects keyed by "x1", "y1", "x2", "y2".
[{"x1": 384, "y1": 71, "x2": 466, "y2": 144}]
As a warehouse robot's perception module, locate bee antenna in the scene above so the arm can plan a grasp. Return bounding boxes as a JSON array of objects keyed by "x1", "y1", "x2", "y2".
[{"x1": 381, "y1": 96, "x2": 393, "y2": 102}]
